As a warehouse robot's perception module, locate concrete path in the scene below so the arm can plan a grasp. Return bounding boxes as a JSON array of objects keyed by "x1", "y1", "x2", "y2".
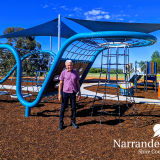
[
  {"x1": 0, "y1": 85, "x2": 41, "y2": 92},
  {"x1": 81, "y1": 83, "x2": 160, "y2": 104},
  {"x1": 1, "y1": 83, "x2": 160, "y2": 104}
]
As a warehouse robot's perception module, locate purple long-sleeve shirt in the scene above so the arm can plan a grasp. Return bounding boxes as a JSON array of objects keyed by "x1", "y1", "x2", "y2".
[{"x1": 59, "y1": 69, "x2": 80, "y2": 93}]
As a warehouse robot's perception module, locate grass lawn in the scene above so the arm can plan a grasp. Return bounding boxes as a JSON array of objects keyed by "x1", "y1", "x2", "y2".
[
  {"x1": 87, "y1": 73, "x2": 129, "y2": 79},
  {"x1": 86, "y1": 73, "x2": 160, "y2": 81}
]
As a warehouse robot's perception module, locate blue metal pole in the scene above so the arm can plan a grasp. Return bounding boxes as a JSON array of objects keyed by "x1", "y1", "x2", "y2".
[
  {"x1": 58, "y1": 14, "x2": 61, "y2": 50},
  {"x1": 108, "y1": 48, "x2": 111, "y2": 82},
  {"x1": 50, "y1": 36, "x2": 52, "y2": 51}
]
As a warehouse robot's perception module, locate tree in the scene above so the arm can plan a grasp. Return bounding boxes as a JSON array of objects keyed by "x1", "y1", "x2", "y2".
[
  {"x1": 151, "y1": 50, "x2": 160, "y2": 60},
  {"x1": 1, "y1": 27, "x2": 43, "y2": 77},
  {"x1": 139, "y1": 60, "x2": 145, "y2": 72},
  {"x1": 150, "y1": 50, "x2": 160, "y2": 73},
  {"x1": 3, "y1": 27, "x2": 41, "y2": 50}
]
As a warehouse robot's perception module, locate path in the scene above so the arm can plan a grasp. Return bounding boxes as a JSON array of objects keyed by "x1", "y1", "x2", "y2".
[{"x1": 1, "y1": 83, "x2": 160, "y2": 104}]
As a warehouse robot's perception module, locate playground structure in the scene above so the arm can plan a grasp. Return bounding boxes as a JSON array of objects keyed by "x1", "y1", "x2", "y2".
[
  {"x1": 91, "y1": 42, "x2": 137, "y2": 127},
  {"x1": 0, "y1": 16, "x2": 159, "y2": 125},
  {"x1": 127, "y1": 61, "x2": 157, "y2": 92}
]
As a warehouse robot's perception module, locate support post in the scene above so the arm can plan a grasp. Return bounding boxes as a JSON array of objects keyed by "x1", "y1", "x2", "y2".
[
  {"x1": 135, "y1": 61, "x2": 137, "y2": 92},
  {"x1": 50, "y1": 36, "x2": 52, "y2": 51},
  {"x1": 25, "y1": 107, "x2": 31, "y2": 117},
  {"x1": 49, "y1": 36, "x2": 52, "y2": 68},
  {"x1": 108, "y1": 48, "x2": 111, "y2": 82},
  {"x1": 155, "y1": 61, "x2": 157, "y2": 93},
  {"x1": 146, "y1": 61, "x2": 148, "y2": 92},
  {"x1": 155, "y1": 74, "x2": 157, "y2": 93},
  {"x1": 58, "y1": 14, "x2": 61, "y2": 51}
]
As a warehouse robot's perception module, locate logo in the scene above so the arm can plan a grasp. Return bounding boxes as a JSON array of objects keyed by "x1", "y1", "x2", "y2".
[
  {"x1": 113, "y1": 124, "x2": 160, "y2": 154},
  {"x1": 153, "y1": 124, "x2": 160, "y2": 137}
]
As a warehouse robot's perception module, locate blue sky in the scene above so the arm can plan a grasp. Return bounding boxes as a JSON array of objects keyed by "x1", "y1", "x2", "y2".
[{"x1": 0, "y1": 0, "x2": 160, "y2": 67}]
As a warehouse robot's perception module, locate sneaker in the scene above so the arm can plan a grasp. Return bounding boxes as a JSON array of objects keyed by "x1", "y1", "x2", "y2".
[
  {"x1": 71, "y1": 122, "x2": 79, "y2": 129},
  {"x1": 58, "y1": 123, "x2": 63, "y2": 130}
]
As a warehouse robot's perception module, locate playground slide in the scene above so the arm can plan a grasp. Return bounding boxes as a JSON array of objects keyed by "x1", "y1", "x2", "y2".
[{"x1": 128, "y1": 72, "x2": 142, "y2": 83}]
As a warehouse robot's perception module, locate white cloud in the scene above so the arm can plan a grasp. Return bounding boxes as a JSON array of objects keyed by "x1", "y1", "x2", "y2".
[
  {"x1": 60, "y1": 5, "x2": 68, "y2": 10},
  {"x1": 129, "y1": 20, "x2": 135, "y2": 23},
  {"x1": 110, "y1": 14, "x2": 130, "y2": 21},
  {"x1": 104, "y1": 15, "x2": 110, "y2": 19},
  {"x1": 52, "y1": 7, "x2": 56, "y2": 9},
  {"x1": 117, "y1": 18, "x2": 123, "y2": 21},
  {"x1": 96, "y1": 15, "x2": 103, "y2": 19},
  {"x1": 113, "y1": 14, "x2": 121, "y2": 18},
  {"x1": 84, "y1": 9, "x2": 110, "y2": 20},
  {"x1": 101, "y1": 11, "x2": 108, "y2": 14},
  {"x1": 41, "y1": 5, "x2": 49, "y2": 8},
  {"x1": 85, "y1": 9, "x2": 101, "y2": 15},
  {"x1": 84, "y1": 9, "x2": 108, "y2": 16},
  {"x1": 85, "y1": 14, "x2": 110, "y2": 20},
  {"x1": 74, "y1": 7, "x2": 82, "y2": 11},
  {"x1": 84, "y1": 15, "x2": 95, "y2": 20},
  {"x1": 128, "y1": 5, "x2": 132, "y2": 7},
  {"x1": 122, "y1": 14, "x2": 130, "y2": 17},
  {"x1": 69, "y1": 14, "x2": 74, "y2": 17},
  {"x1": 135, "y1": 14, "x2": 138, "y2": 17}
]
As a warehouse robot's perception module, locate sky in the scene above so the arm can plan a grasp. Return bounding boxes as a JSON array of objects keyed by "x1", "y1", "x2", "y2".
[{"x1": 0, "y1": 0, "x2": 160, "y2": 68}]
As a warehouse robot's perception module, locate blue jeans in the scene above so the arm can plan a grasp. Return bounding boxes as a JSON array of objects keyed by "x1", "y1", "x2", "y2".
[{"x1": 59, "y1": 91, "x2": 76, "y2": 125}]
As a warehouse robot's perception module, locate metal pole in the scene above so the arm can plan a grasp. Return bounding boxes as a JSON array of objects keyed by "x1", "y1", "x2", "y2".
[
  {"x1": 108, "y1": 48, "x2": 111, "y2": 82},
  {"x1": 146, "y1": 61, "x2": 148, "y2": 92},
  {"x1": 135, "y1": 61, "x2": 137, "y2": 92},
  {"x1": 58, "y1": 14, "x2": 61, "y2": 51},
  {"x1": 128, "y1": 47, "x2": 130, "y2": 80},
  {"x1": 50, "y1": 36, "x2": 52, "y2": 51},
  {"x1": 155, "y1": 61, "x2": 157, "y2": 93}
]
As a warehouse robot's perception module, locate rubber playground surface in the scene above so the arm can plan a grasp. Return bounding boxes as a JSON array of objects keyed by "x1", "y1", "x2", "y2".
[{"x1": 1, "y1": 77, "x2": 160, "y2": 159}]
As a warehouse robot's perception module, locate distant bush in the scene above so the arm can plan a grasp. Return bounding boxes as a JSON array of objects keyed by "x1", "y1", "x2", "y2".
[
  {"x1": 89, "y1": 68, "x2": 97, "y2": 73},
  {"x1": 89, "y1": 68, "x2": 123, "y2": 74}
]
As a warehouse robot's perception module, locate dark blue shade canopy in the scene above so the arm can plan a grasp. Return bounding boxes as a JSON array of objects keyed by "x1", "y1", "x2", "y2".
[
  {"x1": 66, "y1": 17, "x2": 160, "y2": 33},
  {"x1": 0, "y1": 18, "x2": 77, "y2": 39}
]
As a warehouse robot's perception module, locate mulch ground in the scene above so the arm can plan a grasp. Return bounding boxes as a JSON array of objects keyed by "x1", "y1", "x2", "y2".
[{"x1": 1, "y1": 78, "x2": 160, "y2": 159}]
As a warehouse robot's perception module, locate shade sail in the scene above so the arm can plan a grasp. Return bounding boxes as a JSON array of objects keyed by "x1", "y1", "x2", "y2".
[
  {"x1": 66, "y1": 17, "x2": 160, "y2": 33},
  {"x1": 0, "y1": 18, "x2": 77, "y2": 39}
]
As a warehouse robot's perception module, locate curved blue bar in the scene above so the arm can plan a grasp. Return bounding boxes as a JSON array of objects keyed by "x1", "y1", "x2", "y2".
[
  {"x1": 0, "y1": 31, "x2": 157, "y2": 117},
  {"x1": 0, "y1": 63, "x2": 17, "y2": 84},
  {"x1": 0, "y1": 44, "x2": 22, "y2": 101},
  {"x1": 38, "y1": 50, "x2": 56, "y2": 58}
]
